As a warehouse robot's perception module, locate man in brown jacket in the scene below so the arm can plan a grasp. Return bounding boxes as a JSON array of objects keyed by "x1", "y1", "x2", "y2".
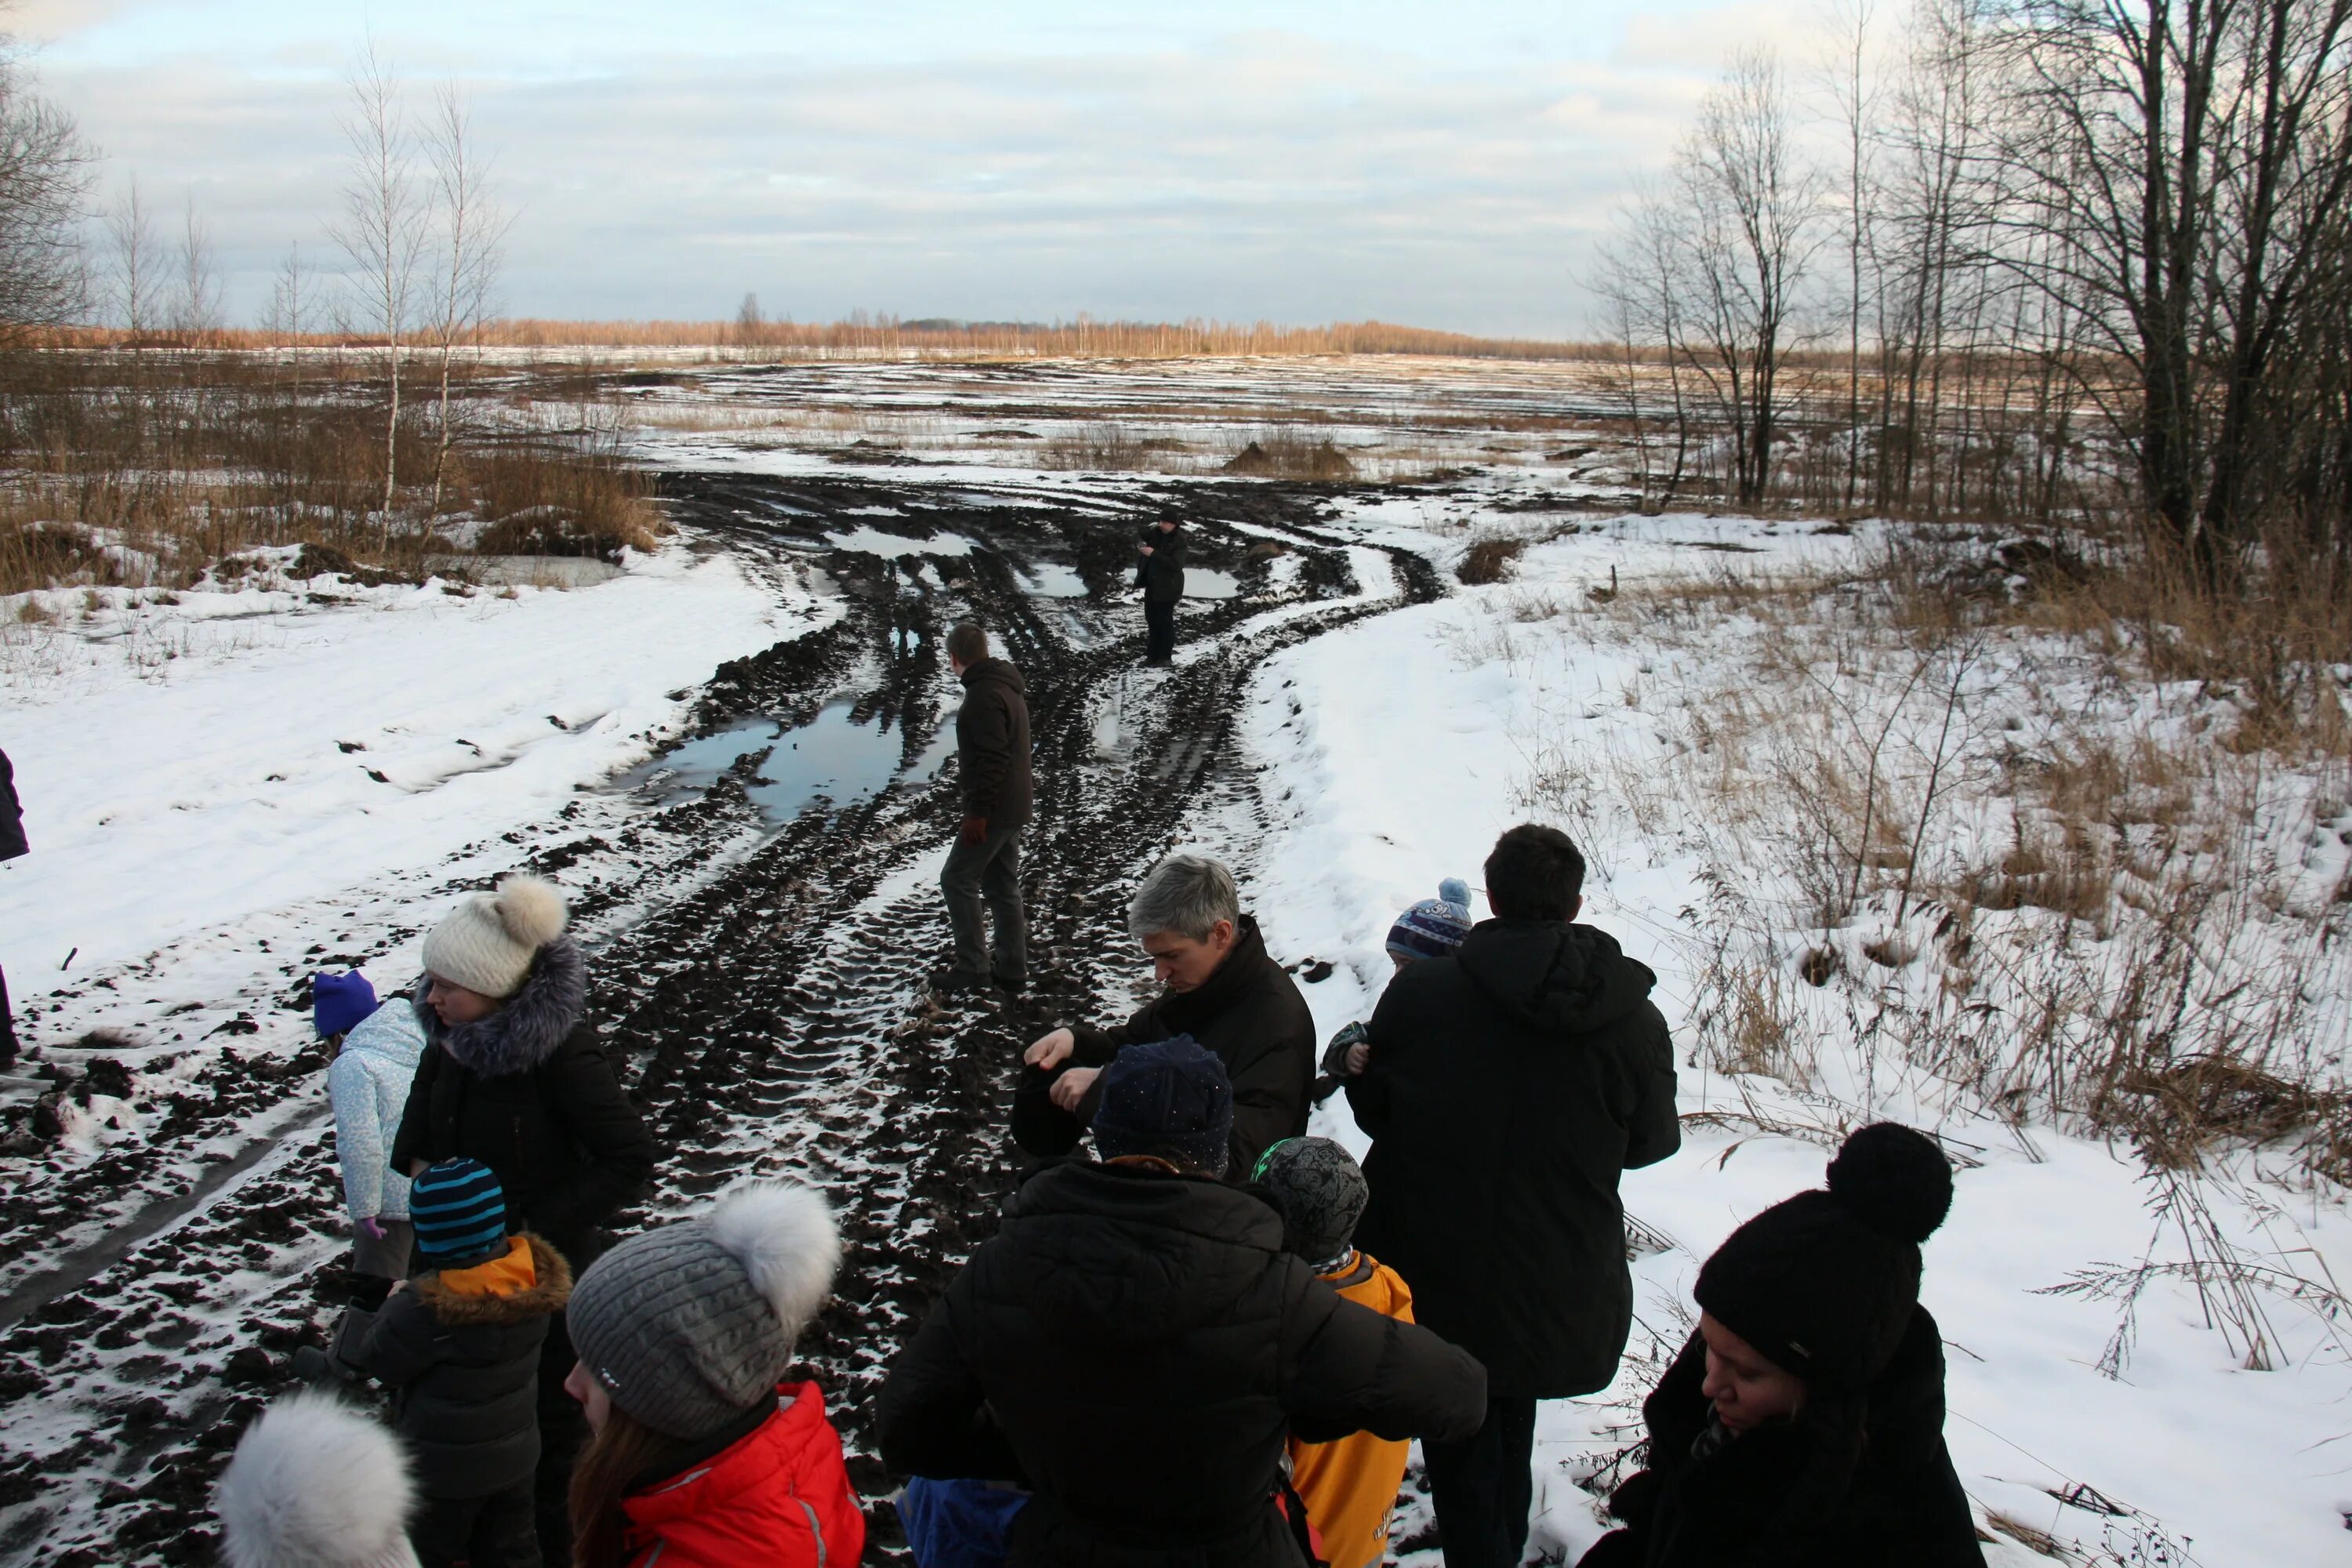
[{"x1": 934, "y1": 622, "x2": 1033, "y2": 996}]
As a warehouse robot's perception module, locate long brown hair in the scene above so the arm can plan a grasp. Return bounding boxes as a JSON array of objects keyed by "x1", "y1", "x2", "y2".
[{"x1": 569, "y1": 1403, "x2": 688, "y2": 1568}]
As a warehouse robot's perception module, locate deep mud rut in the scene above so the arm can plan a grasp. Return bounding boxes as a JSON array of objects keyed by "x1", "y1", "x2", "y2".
[{"x1": 0, "y1": 470, "x2": 1443, "y2": 1566}]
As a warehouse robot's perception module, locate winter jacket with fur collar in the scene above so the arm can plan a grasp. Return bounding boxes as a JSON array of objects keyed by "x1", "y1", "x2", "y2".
[
  {"x1": 617, "y1": 1382, "x2": 866, "y2": 1568},
  {"x1": 340, "y1": 1233, "x2": 573, "y2": 1500},
  {"x1": 328, "y1": 996, "x2": 426, "y2": 1221},
  {"x1": 389, "y1": 939, "x2": 655, "y2": 1272}
]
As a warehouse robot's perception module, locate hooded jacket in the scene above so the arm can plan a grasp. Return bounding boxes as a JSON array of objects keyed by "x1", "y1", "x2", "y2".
[
  {"x1": 328, "y1": 997, "x2": 426, "y2": 1222},
  {"x1": 1581, "y1": 1308, "x2": 1986, "y2": 1568},
  {"x1": 339, "y1": 1233, "x2": 574, "y2": 1499},
  {"x1": 0, "y1": 749, "x2": 24, "y2": 862},
  {"x1": 616, "y1": 1384, "x2": 866, "y2": 1568},
  {"x1": 1138, "y1": 525, "x2": 1187, "y2": 603},
  {"x1": 956, "y1": 656, "x2": 1034, "y2": 828},
  {"x1": 1348, "y1": 918, "x2": 1680, "y2": 1396},
  {"x1": 1069, "y1": 914, "x2": 1316, "y2": 1177},
  {"x1": 875, "y1": 1158, "x2": 1487, "y2": 1568},
  {"x1": 389, "y1": 939, "x2": 655, "y2": 1272}
]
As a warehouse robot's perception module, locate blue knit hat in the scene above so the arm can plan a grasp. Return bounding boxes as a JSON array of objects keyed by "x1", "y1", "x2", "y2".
[
  {"x1": 312, "y1": 969, "x2": 378, "y2": 1040},
  {"x1": 1386, "y1": 877, "x2": 1474, "y2": 962},
  {"x1": 1092, "y1": 1036, "x2": 1234, "y2": 1176},
  {"x1": 409, "y1": 1158, "x2": 507, "y2": 1266}
]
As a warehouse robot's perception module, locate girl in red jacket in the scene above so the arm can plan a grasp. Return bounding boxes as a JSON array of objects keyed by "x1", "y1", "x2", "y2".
[{"x1": 561, "y1": 1182, "x2": 866, "y2": 1568}]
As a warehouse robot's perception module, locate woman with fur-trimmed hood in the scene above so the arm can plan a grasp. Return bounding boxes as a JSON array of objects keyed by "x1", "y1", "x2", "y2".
[{"x1": 390, "y1": 874, "x2": 655, "y2": 1561}]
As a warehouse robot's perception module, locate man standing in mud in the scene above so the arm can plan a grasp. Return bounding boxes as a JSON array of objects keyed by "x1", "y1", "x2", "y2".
[
  {"x1": 934, "y1": 622, "x2": 1032, "y2": 997},
  {"x1": 1137, "y1": 514, "x2": 1186, "y2": 666}
]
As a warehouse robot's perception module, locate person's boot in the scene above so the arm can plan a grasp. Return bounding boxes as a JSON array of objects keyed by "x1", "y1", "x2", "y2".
[{"x1": 927, "y1": 965, "x2": 993, "y2": 997}]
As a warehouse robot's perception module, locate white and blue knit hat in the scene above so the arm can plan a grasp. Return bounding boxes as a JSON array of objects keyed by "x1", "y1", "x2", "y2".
[{"x1": 1386, "y1": 877, "x2": 1474, "y2": 961}]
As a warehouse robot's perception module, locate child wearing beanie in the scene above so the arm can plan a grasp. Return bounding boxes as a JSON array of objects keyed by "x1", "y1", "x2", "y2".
[
  {"x1": 322, "y1": 971, "x2": 422, "y2": 1305},
  {"x1": 1255, "y1": 1137, "x2": 1418, "y2": 1568},
  {"x1": 562, "y1": 1181, "x2": 864, "y2": 1568},
  {"x1": 216, "y1": 1389, "x2": 421, "y2": 1568},
  {"x1": 1313, "y1": 878, "x2": 1475, "y2": 1102},
  {"x1": 1578, "y1": 1123, "x2": 1987, "y2": 1568},
  {"x1": 325, "y1": 1158, "x2": 573, "y2": 1568}
]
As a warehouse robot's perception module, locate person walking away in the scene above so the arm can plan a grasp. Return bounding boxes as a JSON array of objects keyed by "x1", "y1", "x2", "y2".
[
  {"x1": 1137, "y1": 516, "x2": 1185, "y2": 666},
  {"x1": 1254, "y1": 1136, "x2": 1419, "y2": 1568},
  {"x1": 0, "y1": 749, "x2": 25, "y2": 1070},
  {"x1": 1019, "y1": 853, "x2": 1313, "y2": 1177},
  {"x1": 215, "y1": 1389, "x2": 423, "y2": 1568},
  {"x1": 326, "y1": 1159, "x2": 572, "y2": 1568},
  {"x1": 934, "y1": 622, "x2": 1033, "y2": 999},
  {"x1": 321, "y1": 969, "x2": 417, "y2": 1306},
  {"x1": 878, "y1": 1037, "x2": 1488, "y2": 1568},
  {"x1": 1348, "y1": 825, "x2": 1680, "y2": 1568},
  {"x1": 1313, "y1": 877, "x2": 1474, "y2": 1102},
  {"x1": 390, "y1": 874, "x2": 655, "y2": 1563},
  {"x1": 1577, "y1": 1124, "x2": 1984, "y2": 1568},
  {"x1": 562, "y1": 1181, "x2": 864, "y2": 1568}
]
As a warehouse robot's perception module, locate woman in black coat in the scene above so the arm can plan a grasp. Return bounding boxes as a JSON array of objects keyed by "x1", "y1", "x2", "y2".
[
  {"x1": 1580, "y1": 1125, "x2": 1986, "y2": 1568},
  {"x1": 389, "y1": 874, "x2": 655, "y2": 1563}
]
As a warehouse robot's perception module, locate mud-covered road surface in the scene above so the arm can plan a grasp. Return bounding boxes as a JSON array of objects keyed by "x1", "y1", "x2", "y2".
[{"x1": 0, "y1": 470, "x2": 1443, "y2": 1566}]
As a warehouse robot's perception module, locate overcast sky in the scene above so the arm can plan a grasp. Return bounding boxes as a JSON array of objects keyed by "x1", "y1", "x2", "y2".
[{"x1": 26, "y1": 0, "x2": 1831, "y2": 337}]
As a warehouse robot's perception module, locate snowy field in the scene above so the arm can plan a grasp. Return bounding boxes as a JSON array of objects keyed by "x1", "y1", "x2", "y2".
[{"x1": 2, "y1": 354, "x2": 2343, "y2": 1565}]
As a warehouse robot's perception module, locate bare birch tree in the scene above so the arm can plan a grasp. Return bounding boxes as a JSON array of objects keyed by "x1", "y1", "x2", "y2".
[
  {"x1": 423, "y1": 83, "x2": 506, "y2": 517},
  {"x1": 332, "y1": 42, "x2": 429, "y2": 534},
  {"x1": 103, "y1": 175, "x2": 159, "y2": 355},
  {"x1": 173, "y1": 194, "x2": 222, "y2": 342},
  {"x1": 0, "y1": 39, "x2": 89, "y2": 343}
]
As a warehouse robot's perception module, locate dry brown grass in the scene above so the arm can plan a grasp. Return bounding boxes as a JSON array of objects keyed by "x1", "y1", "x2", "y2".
[{"x1": 1457, "y1": 532, "x2": 1530, "y2": 586}]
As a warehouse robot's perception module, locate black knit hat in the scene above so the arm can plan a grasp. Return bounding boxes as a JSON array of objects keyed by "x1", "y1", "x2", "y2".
[
  {"x1": 1693, "y1": 1123, "x2": 1955, "y2": 1391},
  {"x1": 1092, "y1": 1036, "x2": 1232, "y2": 1175},
  {"x1": 1252, "y1": 1137, "x2": 1368, "y2": 1270}
]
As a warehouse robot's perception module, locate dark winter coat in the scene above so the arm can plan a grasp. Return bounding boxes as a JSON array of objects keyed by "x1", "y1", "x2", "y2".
[
  {"x1": 389, "y1": 939, "x2": 655, "y2": 1272},
  {"x1": 874, "y1": 1157, "x2": 1488, "y2": 1568},
  {"x1": 1069, "y1": 915, "x2": 1315, "y2": 1177},
  {"x1": 339, "y1": 1233, "x2": 573, "y2": 1499},
  {"x1": 956, "y1": 657, "x2": 1034, "y2": 829},
  {"x1": 1579, "y1": 1308, "x2": 1986, "y2": 1568},
  {"x1": 1348, "y1": 918, "x2": 1680, "y2": 1397},
  {"x1": 1138, "y1": 526, "x2": 1187, "y2": 603},
  {"x1": 0, "y1": 750, "x2": 25, "y2": 862}
]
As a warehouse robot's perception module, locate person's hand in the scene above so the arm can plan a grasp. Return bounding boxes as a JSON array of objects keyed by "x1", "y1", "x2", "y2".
[
  {"x1": 1025, "y1": 1029, "x2": 1076, "y2": 1069},
  {"x1": 1140, "y1": 544, "x2": 1154, "y2": 557},
  {"x1": 407, "y1": 1158, "x2": 428, "y2": 1177},
  {"x1": 357, "y1": 1216, "x2": 387, "y2": 1241},
  {"x1": 387, "y1": 1278, "x2": 409, "y2": 1296},
  {"x1": 1345, "y1": 1042, "x2": 1370, "y2": 1076},
  {"x1": 1049, "y1": 1065, "x2": 1101, "y2": 1112},
  {"x1": 960, "y1": 815, "x2": 988, "y2": 847}
]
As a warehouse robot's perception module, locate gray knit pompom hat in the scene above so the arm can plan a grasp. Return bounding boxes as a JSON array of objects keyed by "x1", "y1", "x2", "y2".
[{"x1": 567, "y1": 1181, "x2": 841, "y2": 1439}]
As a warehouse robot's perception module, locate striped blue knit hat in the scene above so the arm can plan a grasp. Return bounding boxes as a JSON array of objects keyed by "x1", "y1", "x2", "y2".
[
  {"x1": 409, "y1": 1158, "x2": 507, "y2": 1267},
  {"x1": 1386, "y1": 877, "x2": 1474, "y2": 961}
]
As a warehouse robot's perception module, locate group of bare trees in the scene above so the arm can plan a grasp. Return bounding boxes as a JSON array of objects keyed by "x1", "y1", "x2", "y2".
[{"x1": 1595, "y1": 0, "x2": 2352, "y2": 590}]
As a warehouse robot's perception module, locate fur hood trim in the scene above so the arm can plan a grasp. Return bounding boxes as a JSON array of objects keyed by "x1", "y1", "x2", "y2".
[
  {"x1": 214, "y1": 1390, "x2": 420, "y2": 1568},
  {"x1": 413, "y1": 1233, "x2": 574, "y2": 1326},
  {"x1": 435, "y1": 938, "x2": 586, "y2": 1076}
]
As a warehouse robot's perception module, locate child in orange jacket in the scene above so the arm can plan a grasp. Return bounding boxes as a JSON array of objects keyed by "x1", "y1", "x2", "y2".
[{"x1": 1257, "y1": 1135, "x2": 1419, "y2": 1568}]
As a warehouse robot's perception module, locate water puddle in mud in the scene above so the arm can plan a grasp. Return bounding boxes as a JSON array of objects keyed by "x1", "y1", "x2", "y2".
[
  {"x1": 1187, "y1": 569, "x2": 1243, "y2": 599},
  {"x1": 622, "y1": 700, "x2": 949, "y2": 822},
  {"x1": 1017, "y1": 561, "x2": 1090, "y2": 598}
]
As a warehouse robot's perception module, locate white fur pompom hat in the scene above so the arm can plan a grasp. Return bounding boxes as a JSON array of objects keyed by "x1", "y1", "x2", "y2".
[
  {"x1": 420, "y1": 875, "x2": 568, "y2": 999},
  {"x1": 567, "y1": 1181, "x2": 843, "y2": 1439},
  {"x1": 215, "y1": 1390, "x2": 420, "y2": 1568}
]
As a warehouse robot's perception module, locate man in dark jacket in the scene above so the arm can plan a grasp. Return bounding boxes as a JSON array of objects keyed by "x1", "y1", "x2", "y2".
[
  {"x1": 390, "y1": 876, "x2": 655, "y2": 1563},
  {"x1": 878, "y1": 1038, "x2": 1488, "y2": 1568},
  {"x1": 0, "y1": 750, "x2": 22, "y2": 1069},
  {"x1": 1022, "y1": 853, "x2": 1313, "y2": 1177},
  {"x1": 1138, "y1": 516, "x2": 1185, "y2": 666},
  {"x1": 934, "y1": 622, "x2": 1033, "y2": 996},
  {"x1": 1348, "y1": 824, "x2": 1680, "y2": 1568}
]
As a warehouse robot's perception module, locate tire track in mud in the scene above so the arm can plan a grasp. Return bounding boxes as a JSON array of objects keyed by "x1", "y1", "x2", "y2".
[{"x1": 0, "y1": 473, "x2": 1443, "y2": 1566}]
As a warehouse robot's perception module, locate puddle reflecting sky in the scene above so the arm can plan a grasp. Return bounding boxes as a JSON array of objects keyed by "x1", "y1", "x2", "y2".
[{"x1": 623, "y1": 700, "x2": 951, "y2": 822}]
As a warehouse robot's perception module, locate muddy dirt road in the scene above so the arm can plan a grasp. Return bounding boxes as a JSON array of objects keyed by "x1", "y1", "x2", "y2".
[{"x1": 0, "y1": 470, "x2": 1443, "y2": 1566}]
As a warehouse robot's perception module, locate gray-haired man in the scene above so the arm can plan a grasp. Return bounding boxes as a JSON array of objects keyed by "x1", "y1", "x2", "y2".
[{"x1": 1022, "y1": 853, "x2": 1314, "y2": 1174}]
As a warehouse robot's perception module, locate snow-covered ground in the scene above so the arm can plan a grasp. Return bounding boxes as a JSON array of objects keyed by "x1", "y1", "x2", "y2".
[{"x1": 1224, "y1": 503, "x2": 2352, "y2": 1566}]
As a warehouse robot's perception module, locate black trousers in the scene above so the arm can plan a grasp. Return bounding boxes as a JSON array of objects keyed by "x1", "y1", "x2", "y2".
[
  {"x1": 535, "y1": 1309, "x2": 586, "y2": 1563},
  {"x1": 1423, "y1": 1394, "x2": 1539, "y2": 1568},
  {"x1": 1144, "y1": 597, "x2": 1178, "y2": 661},
  {"x1": 411, "y1": 1476, "x2": 538, "y2": 1568},
  {"x1": 0, "y1": 962, "x2": 16, "y2": 1069},
  {"x1": 941, "y1": 823, "x2": 1026, "y2": 982}
]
